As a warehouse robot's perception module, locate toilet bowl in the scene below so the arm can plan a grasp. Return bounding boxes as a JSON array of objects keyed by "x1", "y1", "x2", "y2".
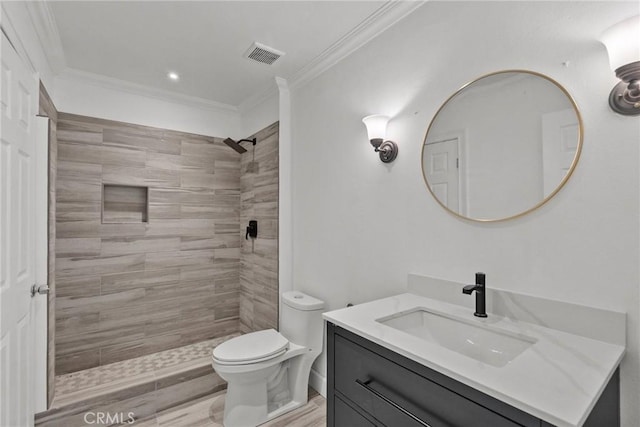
[{"x1": 212, "y1": 291, "x2": 325, "y2": 427}]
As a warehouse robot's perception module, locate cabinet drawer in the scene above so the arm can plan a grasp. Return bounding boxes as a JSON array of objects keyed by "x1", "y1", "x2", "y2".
[
  {"x1": 334, "y1": 333, "x2": 521, "y2": 427},
  {"x1": 335, "y1": 395, "x2": 376, "y2": 427}
]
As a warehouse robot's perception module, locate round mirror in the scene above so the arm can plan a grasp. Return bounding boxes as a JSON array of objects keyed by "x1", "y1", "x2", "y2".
[{"x1": 422, "y1": 70, "x2": 583, "y2": 222}]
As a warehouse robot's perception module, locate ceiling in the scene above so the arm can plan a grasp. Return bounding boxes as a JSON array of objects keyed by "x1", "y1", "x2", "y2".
[{"x1": 45, "y1": 1, "x2": 403, "y2": 109}]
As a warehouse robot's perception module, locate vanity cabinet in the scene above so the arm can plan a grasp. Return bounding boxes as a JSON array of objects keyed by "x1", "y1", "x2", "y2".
[{"x1": 327, "y1": 323, "x2": 619, "y2": 427}]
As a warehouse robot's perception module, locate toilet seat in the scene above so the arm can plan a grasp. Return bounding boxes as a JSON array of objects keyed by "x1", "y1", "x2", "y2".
[{"x1": 213, "y1": 329, "x2": 289, "y2": 365}]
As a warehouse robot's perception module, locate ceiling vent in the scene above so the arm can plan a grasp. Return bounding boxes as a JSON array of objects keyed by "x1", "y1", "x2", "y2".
[{"x1": 243, "y1": 42, "x2": 285, "y2": 66}]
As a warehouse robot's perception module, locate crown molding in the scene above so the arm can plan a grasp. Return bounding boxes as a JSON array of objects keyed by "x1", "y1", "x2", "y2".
[
  {"x1": 1, "y1": 2, "x2": 38, "y2": 73},
  {"x1": 57, "y1": 68, "x2": 239, "y2": 114},
  {"x1": 238, "y1": 1, "x2": 425, "y2": 112},
  {"x1": 288, "y1": 0, "x2": 426, "y2": 90},
  {"x1": 25, "y1": 0, "x2": 66, "y2": 74}
]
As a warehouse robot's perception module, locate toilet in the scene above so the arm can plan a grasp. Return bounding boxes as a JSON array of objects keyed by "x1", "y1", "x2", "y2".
[{"x1": 212, "y1": 291, "x2": 325, "y2": 427}]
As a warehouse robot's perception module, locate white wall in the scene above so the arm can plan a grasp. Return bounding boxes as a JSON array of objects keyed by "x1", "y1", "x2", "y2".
[
  {"x1": 54, "y1": 75, "x2": 242, "y2": 138},
  {"x1": 240, "y1": 90, "x2": 279, "y2": 137},
  {"x1": 290, "y1": 2, "x2": 639, "y2": 425}
]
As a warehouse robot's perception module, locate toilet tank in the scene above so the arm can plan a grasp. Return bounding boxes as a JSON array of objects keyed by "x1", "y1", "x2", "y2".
[{"x1": 280, "y1": 291, "x2": 325, "y2": 352}]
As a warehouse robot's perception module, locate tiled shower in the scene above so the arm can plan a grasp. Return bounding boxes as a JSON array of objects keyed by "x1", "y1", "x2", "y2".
[{"x1": 39, "y1": 87, "x2": 279, "y2": 423}]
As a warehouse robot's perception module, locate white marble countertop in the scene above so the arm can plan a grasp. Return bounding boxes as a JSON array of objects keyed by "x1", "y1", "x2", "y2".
[{"x1": 323, "y1": 293, "x2": 625, "y2": 427}]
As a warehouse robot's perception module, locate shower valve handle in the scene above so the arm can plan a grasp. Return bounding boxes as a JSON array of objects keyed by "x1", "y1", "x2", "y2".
[{"x1": 246, "y1": 220, "x2": 257, "y2": 240}]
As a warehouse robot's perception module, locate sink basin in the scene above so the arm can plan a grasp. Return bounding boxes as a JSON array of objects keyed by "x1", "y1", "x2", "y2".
[{"x1": 376, "y1": 308, "x2": 536, "y2": 367}]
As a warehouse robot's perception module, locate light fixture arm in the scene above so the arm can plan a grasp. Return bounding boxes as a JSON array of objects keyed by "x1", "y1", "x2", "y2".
[{"x1": 371, "y1": 139, "x2": 398, "y2": 163}]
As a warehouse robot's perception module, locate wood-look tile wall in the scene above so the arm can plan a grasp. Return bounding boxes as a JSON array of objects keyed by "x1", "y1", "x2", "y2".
[
  {"x1": 239, "y1": 122, "x2": 279, "y2": 333},
  {"x1": 39, "y1": 82, "x2": 58, "y2": 407},
  {"x1": 55, "y1": 113, "x2": 241, "y2": 374}
]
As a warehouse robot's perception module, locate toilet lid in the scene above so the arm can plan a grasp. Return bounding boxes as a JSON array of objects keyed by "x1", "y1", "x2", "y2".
[{"x1": 213, "y1": 329, "x2": 289, "y2": 363}]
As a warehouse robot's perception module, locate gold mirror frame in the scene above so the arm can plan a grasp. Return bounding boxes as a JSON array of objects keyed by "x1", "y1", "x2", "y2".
[{"x1": 421, "y1": 70, "x2": 584, "y2": 222}]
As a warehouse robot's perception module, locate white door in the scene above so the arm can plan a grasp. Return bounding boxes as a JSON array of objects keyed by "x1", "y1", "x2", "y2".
[
  {"x1": 542, "y1": 109, "x2": 579, "y2": 197},
  {"x1": 424, "y1": 138, "x2": 459, "y2": 212},
  {"x1": 1, "y1": 30, "x2": 40, "y2": 427}
]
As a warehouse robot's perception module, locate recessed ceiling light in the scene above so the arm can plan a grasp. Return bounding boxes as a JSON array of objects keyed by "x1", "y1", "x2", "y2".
[{"x1": 167, "y1": 71, "x2": 180, "y2": 81}]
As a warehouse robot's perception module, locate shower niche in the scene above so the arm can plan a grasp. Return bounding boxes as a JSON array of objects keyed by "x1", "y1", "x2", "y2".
[{"x1": 102, "y1": 184, "x2": 149, "y2": 223}]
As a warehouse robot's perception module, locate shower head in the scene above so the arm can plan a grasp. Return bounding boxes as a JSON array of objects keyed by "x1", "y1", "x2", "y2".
[
  {"x1": 222, "y1": 137, "x2": 257, "y2": 154},
  {"x1": 223, "y1": 138, "x2": 247, "y2": 153}
]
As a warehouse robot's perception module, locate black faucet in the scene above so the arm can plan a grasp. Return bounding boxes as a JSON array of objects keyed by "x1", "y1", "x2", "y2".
[{"x1": 462, "y1": 272, "x2": 487, "y2": 318}]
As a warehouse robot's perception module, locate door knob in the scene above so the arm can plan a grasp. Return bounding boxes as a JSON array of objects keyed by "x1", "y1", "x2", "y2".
[{"x1": 30, "y1": 284, "x2": 49, "y2": 297}]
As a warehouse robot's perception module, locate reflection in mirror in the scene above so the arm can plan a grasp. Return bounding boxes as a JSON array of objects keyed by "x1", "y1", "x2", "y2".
[{"x1": 422, "y1": 71, "x2": 582, "y2": 222}]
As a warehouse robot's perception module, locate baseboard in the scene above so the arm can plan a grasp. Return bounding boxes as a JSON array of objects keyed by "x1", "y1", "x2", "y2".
[{"x1": 309, "y1": 368, "x2": 326, "y2": 398}]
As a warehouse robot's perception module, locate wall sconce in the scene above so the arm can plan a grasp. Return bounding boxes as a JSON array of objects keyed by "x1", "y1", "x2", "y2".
[
  {"x1": 362, "y1": 115, "x2": 398, "y2": 163},
  {"x1": 601, "y1": 15, "x2": 640, "y2": 116}
]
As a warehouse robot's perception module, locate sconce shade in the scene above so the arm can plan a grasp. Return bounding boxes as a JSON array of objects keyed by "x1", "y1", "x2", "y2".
[
  {"x1": 601, "y1": 15, "x2": 640, "y2": 116},
  {"x1": 362, "y1": 115, "x2": 389, "y2": 146},
  {"x1": 601, "y1": 15, "x2": 640, "y2": 71},
  {"x1": 361, "y1": 114, "x2": 398, "y2": 163}
]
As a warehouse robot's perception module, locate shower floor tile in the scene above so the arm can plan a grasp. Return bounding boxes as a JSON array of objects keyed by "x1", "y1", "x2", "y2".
[{"x1": 55, "y1": 334, "x2": 239, "y2": 400}]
